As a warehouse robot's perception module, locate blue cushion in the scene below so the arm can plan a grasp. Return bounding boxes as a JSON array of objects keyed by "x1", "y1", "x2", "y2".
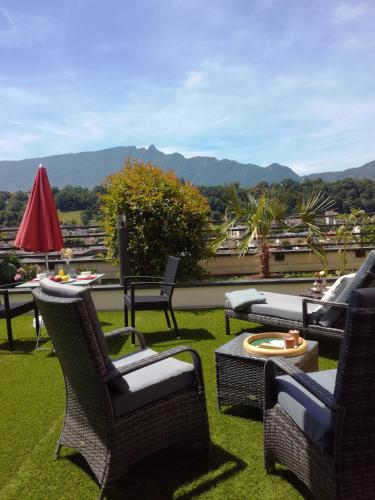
[
  {"x1": 276, "y1": 369, "x2": 336, "y2": 452},
  {"x1": 225, "y1": 288, "x2": 266, "y2": 311},
  {"x1": 110, "y1": 348, "x2": 196, "y2": 417}
]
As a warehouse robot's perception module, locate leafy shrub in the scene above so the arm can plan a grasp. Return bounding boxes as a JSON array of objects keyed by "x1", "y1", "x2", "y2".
[
  {"x1": 100, "y1": 160, "x2": 214, "y2": 280},
  {"x1": 0, "y1": 252, "x2": 21, "y2": 284}
]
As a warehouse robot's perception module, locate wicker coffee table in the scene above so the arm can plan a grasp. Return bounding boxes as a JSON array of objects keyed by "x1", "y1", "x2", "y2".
[{"x1": 215, "y1": 331, "x2": 318, "y2": 410}]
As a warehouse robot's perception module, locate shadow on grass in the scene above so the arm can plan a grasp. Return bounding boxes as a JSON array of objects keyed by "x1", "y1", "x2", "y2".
[
  {"x1": 314, "y1": 340, "x2": 340, "y2": 361},
  {"x1": 67, "y1": 442, "x2": 246, "y2": 500},
  {"x1": 0, "y1": 336, "x2": 50, "y2": 355},
  {"x1": 106, "y1": 328, "x2": 214, "y2": 356},
  {"x1": 220, "y1": 404, "x2": 263, "y2": 422},
  {"x1": 270, "y1": 466, "x2": 312, "y2": 499}
]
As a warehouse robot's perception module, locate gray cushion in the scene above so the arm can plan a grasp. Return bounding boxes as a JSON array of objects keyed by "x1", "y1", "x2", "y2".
[
  {"x1": 249, "y1": 292, "x2": 319, "y2": 322},
  {"x1": 224, "y1": 288, "x2": 266, "y2": 311},
  {"x1": 320, "y1": 250, "x2": 375, "y2": 326},
  {"x1": 39, "y1": 279, "x2": 110, "y2": 364},
  {"x1": 276, "y1": 369, "x2": 336, "y2": 452},
  {"x1": 110, "y1": 348, "x2": 196, "y2": 417}
]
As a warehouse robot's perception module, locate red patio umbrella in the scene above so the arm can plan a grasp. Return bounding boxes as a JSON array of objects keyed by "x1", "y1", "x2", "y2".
[{"x1": 14, "y1": 164, "x2": 64, "y2": 271}]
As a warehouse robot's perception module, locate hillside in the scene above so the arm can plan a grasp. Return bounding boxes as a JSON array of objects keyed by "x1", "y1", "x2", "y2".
[
  {"x1": 304, "y1": 160, "x2": 375, "y2": 182},
  {"x1": 0, "y1": 145, "x2": 299, "y2": 190},
  {"x1": 0, "y1": 145, "x2": 374, "y2": 190}
]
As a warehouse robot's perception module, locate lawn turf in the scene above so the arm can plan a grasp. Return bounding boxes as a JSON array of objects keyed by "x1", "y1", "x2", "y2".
[{"x1": 0, "y1": 309, "x2": 338, "y2": 499}]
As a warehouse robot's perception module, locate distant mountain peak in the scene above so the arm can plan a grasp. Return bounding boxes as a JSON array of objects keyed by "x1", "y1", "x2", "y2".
[{"x1": 0, "y1": 145, "x2": 374, "y2": 191}]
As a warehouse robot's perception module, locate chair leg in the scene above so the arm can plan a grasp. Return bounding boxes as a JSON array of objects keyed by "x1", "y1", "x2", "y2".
[
  {"x1": 55, "y1": 443, "x2": 62, "y2": 459},
  {"x1": 163, "y1": 309, "x2": 171, "y2": 328},
  {"x1": 225, "y1": 312, "x2": 231, "y2": 335},
  {"x1": 169, "y1": 306, "x2": 179, "y2": 338},
  {"x1": 124, "y1": 305, "x2": 128, "y2": 327},
  {"x1": 34, "y1": 304, "x2": 40, "y2": 337},
  {"x1": 6, "y1": 317, "x2": 14, "y2": 351},
  {"x1": 131, "y1": 309, "x2": 135, "y2": 344}
]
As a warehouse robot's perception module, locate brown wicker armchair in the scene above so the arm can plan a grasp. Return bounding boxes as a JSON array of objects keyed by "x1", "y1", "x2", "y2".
[
  {"x1": 264, "y1": 287, "x2": 375, "y2": 499},
  {"x1": 32, "y1": 279, "x2": 210, "y2": 499}
]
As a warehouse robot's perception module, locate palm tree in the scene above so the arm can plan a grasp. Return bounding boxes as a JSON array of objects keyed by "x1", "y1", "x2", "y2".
[{"x1": 213, "y1": 185, "x2": 334, "y2": 278}]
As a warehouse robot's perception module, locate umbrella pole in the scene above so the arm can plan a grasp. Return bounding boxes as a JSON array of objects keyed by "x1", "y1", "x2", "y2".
[{"x1": 45, "y1": 252, "x2": 49, "y2": 274}]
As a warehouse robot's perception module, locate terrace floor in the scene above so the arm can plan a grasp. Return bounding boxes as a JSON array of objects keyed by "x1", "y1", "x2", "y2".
[{"x1": 0, "y1": 309, "x2": 339, "y2": 499}]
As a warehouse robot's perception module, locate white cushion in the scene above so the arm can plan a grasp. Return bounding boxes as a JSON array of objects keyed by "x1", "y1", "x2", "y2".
[{"x1": 315, "y1": 273, "x2": 355, "y2": 315}]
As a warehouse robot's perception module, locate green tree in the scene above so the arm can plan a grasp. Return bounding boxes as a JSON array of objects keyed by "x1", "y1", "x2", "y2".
[
  {"x1": 214, "y1": 185, "x2": 334, "y2": 278},
  {"x1": 336, "y1": 209, "x2": 375, "y2": 273},
  {"x1": 100, "y1": 160, "x2": 214, "y2": 280}
]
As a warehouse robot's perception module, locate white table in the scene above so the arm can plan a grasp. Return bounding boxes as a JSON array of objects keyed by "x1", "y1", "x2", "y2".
[{"x1": 16, "y1": 274, "x2": 105, "y2": 288}]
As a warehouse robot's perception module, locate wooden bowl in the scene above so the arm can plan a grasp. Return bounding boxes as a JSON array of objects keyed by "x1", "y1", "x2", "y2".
[{"x1": 243, "y1": 332, "x2": 307, "y2": 357}]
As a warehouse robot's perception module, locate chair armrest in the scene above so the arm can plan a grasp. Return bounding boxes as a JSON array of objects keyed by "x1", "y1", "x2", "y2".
[
  {"x1": 104, "y1": 327, "x2": 146, "y2": 348},
  {"x1": 105, "y1": 345, "x2": 205, "y2": 390},
  {"x1": 302, "y1": 297, "x2": 348, "y2": 328},
  {"x1": 123, "y1": 275, "x2": 163, "y2": 283},
  {"x1": 130, "y1": 281, "x2": 163, "y2": 288},
  {"x1": 264, "y1": 357, "x2": 337, "y2": 411}
]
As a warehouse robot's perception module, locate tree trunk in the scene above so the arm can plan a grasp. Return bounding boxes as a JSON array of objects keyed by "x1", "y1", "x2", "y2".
[{"x1": 260, "y1": 242, "x2": 270, "y2": 278}]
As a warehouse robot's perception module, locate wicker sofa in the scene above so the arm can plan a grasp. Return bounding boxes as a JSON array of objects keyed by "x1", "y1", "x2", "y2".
[
  {"x1": 33, "y1": 279, "x2": 210, "y2": 499},
  {"x1": 225, "y1": 249, "x2": 375, "y2": 341},
  {"x1": 263, "y1": 287, "x2": 375, "y2": 498}
]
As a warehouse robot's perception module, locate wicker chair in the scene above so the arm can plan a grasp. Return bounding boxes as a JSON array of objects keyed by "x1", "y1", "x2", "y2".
[
  {"x1": 0, "y1": 282, "x2": 40, "y2": 350},
  {"x1": 225, "y1": 249, "x2": 375, "y2": 341},
  {"x1": 123, "y1": 255, "x2": 180, "y2": 341},
  {"x1": 264, "y1": 287, "x2": 375, "y2": 499},
  {"x1": 33, "y1": 279, "x2": 210, "y2": 499}
]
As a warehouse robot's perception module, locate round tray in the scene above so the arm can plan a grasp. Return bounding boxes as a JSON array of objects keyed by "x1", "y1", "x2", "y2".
[{"x1": 243, "y1": 332, "x2": 307, "y2": 357}]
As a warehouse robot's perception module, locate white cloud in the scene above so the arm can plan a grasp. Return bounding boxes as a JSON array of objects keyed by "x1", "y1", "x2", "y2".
[
  {"x1": 334, "y1": 2, "x2": 368, "y2": 22},
  {"x1": 0, "y1": 85, "x2": 46, "y2": 104},
  {"x1": 183, "y1": 70, "x2": 205, "y2": 89},
  {"x1": 0, "y1": 7, "x2": 21, "y2": 48}
]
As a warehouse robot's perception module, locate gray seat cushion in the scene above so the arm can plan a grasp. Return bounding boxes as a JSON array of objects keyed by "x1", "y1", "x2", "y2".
[
  {"x1": 224, "y1": 288, "x2": 266, "y2": 311},
  {"x1": 276, "y1": 369, "x2": 336, "y2": 452},
  {"x1": 39, "y1": 279, "x2": 110, "y2": 365},
  {"x1": 249, "y1": 292, "x2": 319, "y2": 322},
  {"x1": 110, "y1": 348, "x2": 196, "y2": 417}
]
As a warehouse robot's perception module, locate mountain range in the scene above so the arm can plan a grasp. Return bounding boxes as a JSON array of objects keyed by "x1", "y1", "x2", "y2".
[{"x1": 0, "y1": 145, "x2": 374, "y2": 190}]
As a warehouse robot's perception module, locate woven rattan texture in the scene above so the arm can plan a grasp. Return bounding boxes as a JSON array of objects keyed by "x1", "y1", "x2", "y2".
[
  {"x1": 215, "y1": 332, "x2": 318, "y2": 410},
  {"x1": 263, "y1": 306, "x2": 375, "y2": 498},
  {"x1": 33, "y1": 288, "x2": 210, "y2": 498},
  {"x1": 225, "y1": 308, "x2": 344, "y2": 342}
]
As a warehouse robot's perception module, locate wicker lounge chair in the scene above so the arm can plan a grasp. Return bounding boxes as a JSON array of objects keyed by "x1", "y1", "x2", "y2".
[
  {"x1": 32, "y1": 279, "x2": 210, "y2": 499},
  {"x1": 123, "y1": 255, "x2": 180, "y2": 342},
  {"x1": 225, "y1": 249, "x2": 375, "y2": 341},
  {"x1": 263, "y1": 287, "x2": 375, "y2": 498}
]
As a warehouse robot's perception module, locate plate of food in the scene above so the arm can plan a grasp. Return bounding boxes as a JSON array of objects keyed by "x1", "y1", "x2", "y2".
[{"x1": 48, "y1": 275, "x2": 76, "y2": 284}]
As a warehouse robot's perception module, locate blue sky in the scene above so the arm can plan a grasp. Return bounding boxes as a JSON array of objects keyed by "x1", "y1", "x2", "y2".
[{"x1": 1, "y1": 0, "x2": 375, "y2": 174}]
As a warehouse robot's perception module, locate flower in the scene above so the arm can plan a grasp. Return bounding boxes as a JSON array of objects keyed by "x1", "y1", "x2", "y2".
[
  {"x1": 319, "y1": 270, "x2": 325, "y2": 277},
  {"x1": 61, "y1": 248, "x2": 74, "y2": 260}
]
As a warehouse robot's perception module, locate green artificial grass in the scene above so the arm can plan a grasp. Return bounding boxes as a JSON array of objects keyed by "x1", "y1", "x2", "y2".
[{"x1": 0, "y1": 310, "x2": 339, "y2": 499}]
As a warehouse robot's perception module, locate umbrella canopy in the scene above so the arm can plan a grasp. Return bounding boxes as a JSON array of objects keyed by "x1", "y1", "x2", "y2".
[{"x1": 14, "y1": 164, "x2": 64, "y2": 269}]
